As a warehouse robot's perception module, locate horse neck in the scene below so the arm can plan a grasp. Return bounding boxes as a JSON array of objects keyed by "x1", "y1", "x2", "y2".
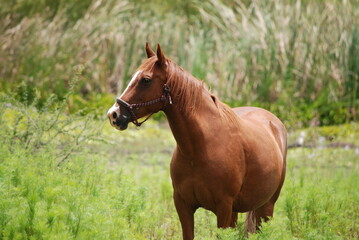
[{"x1": 163, "y1": 76, "x2": 230, "y2": 157}]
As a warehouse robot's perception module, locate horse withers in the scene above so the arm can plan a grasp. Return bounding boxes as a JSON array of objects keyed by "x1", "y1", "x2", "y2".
[{"x1": 107, "y1": 43, "x2": 287, "y2": 240}]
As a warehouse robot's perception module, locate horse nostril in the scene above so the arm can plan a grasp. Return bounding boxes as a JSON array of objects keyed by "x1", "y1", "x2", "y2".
[
  {"x1": 113, "y1": 121, "x2": 116, "y2": 125},
  {"x1": 112, "y1": 112, "x2": 117, "y2": 119}
]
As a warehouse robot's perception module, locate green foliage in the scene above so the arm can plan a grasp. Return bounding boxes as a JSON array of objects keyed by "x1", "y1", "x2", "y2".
[
  {"x1": 0, "y1": 94, "x2": 176, "y2": 239},
  {"x1": 288, "y1": 122, "x2": 359, "y2": 147},
  {"x1": 0, "y1": 94, "x2": 358, "y2": 239},
  {"x1": 0, "y1": 0, "x2": 93, "y2": 23},
  {"x1": 0, "y1": 0, "x2": 358, "y2": 127}
]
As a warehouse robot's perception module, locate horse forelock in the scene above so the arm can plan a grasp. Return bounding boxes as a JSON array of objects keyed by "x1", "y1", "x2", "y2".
[{"x1": 137, "y1": 56, "x2": 157, "y2": 72}]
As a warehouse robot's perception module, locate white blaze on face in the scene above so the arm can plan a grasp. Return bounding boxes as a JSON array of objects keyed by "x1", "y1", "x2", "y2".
[
  {"x1": 107, "y1": 70, "x2": 142, "y2": 118},
  {"x1": 120, "y1": 70, "x2": 142, "y2": 98}
]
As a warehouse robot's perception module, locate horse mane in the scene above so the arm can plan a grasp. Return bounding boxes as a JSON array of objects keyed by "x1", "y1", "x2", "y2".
[
  {"x1": 166, "y1": 60, "x2": 205, "y2": 114},
  {"x1": 138, "y1": 57, "x2": 239, "y2": 123},
  {"x1": 166, "y1": 60, "x2": 240, "y2": 124}
]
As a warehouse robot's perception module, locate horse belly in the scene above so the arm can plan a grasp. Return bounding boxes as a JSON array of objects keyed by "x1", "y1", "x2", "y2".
[
  {"x1": 234, "y1": 153, "x2": 283, "y2": 212},
  {"x1": 234, "y1": 182, "x2": 279, "y2": 212}
]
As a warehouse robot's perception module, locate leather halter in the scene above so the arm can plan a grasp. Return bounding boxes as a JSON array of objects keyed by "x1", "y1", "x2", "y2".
[{"x1": 116, "y1": 84, "x2": 172, "y2": 127}]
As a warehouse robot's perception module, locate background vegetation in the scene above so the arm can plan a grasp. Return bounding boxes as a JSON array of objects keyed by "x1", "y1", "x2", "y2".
[
  {"x1": 0, "y1": 0, "x2": 358, "y2": 239},
  {"x1": 0, "y1": 0, "x2": 358, "y2": 127}
]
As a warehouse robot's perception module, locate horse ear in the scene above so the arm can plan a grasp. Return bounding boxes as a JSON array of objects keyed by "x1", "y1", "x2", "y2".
[
  {"x1": 156, "y1": 43, "x2": 166, "y2": 66},
  {"x1": 145, "y1": 42, "x2": 155, "y2": 58}
]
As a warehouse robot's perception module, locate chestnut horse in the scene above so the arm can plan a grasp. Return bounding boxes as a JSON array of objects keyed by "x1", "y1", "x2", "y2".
[{"x1": 107, "y1": 43, "x2": 287, "y2": 239}]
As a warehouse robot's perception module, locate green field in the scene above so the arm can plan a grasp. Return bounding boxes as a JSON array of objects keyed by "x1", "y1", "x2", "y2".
[
  {"x1": 0, "y1": 0, "x2": 358, "y2": 239},
  {"x1": 0, "y1": 100, "x2": 358, "y2": 239}
]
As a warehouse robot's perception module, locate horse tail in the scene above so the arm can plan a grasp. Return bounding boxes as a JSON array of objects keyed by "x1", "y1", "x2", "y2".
[{"x1": 245, "y1": 210, "x2": 257, "y2": 234}]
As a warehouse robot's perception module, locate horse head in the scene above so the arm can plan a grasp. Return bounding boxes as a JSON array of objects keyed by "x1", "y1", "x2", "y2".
[{"x1": 107, "y1": 43, "x2": 171, "y2": 130}]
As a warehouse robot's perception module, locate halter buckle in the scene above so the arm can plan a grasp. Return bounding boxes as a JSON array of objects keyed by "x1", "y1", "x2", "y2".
[{"x1": 163, "y1": 85, "x2": 172, "y2": 105}]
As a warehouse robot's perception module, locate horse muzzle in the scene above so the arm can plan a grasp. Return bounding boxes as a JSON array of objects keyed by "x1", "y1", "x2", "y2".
[
  {"x1": 115, "y1": 115, "x2": 131, "y2": 130},
  {"x1": 107, "y1": 105, "x2": 131, "y2": 131}
]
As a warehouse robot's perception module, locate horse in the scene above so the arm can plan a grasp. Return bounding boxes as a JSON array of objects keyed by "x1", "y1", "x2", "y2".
[{"x1": 107, "y1": 43, "x2": 287, "y2": 240}]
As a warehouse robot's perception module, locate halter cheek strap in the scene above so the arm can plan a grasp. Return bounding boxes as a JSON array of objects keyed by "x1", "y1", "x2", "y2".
[{"x1": 116, "y1": 84, "x2": 172, "y2": 127}]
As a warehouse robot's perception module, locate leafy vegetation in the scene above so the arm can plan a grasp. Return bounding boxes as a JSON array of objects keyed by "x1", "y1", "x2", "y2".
[
  {"x1": 0, "y1": 0, "x2": 358, "y2": 127},
  {"x1": 0, "y1": 95, "x2": 358, "y2": 239}
]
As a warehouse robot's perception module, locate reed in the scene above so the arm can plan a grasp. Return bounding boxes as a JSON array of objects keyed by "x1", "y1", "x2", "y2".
[{"x1": 0, "y1": 0, "x2": 357, "y2": 127}]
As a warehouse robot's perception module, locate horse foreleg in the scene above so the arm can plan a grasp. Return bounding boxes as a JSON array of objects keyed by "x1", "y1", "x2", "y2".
[
  {"x1": 174, "y1": 193, "x2": 195, "y2": 240},
  {"x1": 230, "y1": 212, "x2": 238, "y2": 227},
  {"x1": 216, "y1": 201, "x2": 234, "y2": 228}
]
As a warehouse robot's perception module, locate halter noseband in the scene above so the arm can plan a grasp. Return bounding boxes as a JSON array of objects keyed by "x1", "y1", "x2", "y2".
[{"x1": 116, "y1": 84, "x2": 172, "y2": 127}]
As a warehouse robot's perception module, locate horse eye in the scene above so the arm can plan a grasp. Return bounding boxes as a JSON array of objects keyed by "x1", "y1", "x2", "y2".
[{"x1": 141, "y1": 78, "x2": 152, "y2": 85}]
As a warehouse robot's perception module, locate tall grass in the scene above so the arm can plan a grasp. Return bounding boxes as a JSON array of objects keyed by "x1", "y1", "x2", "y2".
[{"x1": 0, "y1": 0, "x2": 358, "y2": 127}]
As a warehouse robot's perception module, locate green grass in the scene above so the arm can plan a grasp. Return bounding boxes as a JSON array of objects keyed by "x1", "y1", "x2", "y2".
[{"x1": 0, "y1": 98, "x2": 358, "y2": 239}]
